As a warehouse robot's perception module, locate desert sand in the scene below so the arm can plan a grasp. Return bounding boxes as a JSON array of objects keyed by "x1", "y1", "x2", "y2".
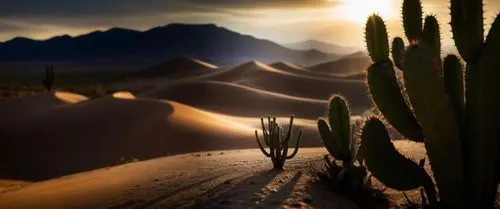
[
  {"x1": 0, "y1": 141, "x2": 431, "y2": 209},
  {"x1": 307, "y1": 55, "x2": 371, "y2": 82},
  {"x1": 137, "y1": 57, "x2": 218, "y2": 78},
  {"x1": 0, "y1": 91, "x2": 328, "y2": 180},
  {"x1": 197, "y1": 61, "x2": 371, "y2": 114},
  {"x1": 141, "y1": 80, "x2": 328, "y2": 119},
  {"x1": 0, "y1": 55, "x2": 430, "y2": 209}
]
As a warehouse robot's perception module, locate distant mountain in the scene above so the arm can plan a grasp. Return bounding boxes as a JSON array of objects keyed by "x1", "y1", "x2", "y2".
[
  {"x1": 0, "y1": 24, "x2": 340, "y2": 69},
  {"x1": 342, "y1": 51, "x2": 368, "y2": 59},
  {"x1": 284, "y1": 40, "x2": 360, "y2": 55}
]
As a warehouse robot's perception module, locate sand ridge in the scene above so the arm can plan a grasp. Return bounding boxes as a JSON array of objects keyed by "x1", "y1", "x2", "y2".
[
  {"x1": 142, "y1": 80, "x2": 329, "y2": 118},
  {"x1": 308, "y1": 56, "x2": 371, "y2": 76},
  {"x1": 137, "y1": 56, "x2": 218, "y2": 78},
  {"x1": 0, "y1": 91, "x2": 88, "y2": 126}
]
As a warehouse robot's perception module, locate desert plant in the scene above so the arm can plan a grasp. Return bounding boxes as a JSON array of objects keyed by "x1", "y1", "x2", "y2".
[
  {"x1": 317, "y1": 95, "x2": 367, "y2": 191},
  {"x1": 42, "y1": 65, "x2": 55, "y2": 91},
  {"x1": 255, "y1": 115, "x2": 303, "y2": 169},
  {"x1": 360, "y1": 0, "x2": 500, "y2": 208}
]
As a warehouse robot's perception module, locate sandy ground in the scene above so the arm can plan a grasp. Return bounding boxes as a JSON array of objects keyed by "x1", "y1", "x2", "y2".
[
  {"x1": 0, "y1": 141, "x2": 434, "y2": 209},
  {"x1": 0, "y1": 55, "x2": 450, "y2": 209}
]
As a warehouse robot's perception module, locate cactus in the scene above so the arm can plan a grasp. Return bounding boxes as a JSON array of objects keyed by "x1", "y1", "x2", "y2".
[
  {"x1": 391, "y1": 37, "x2": 405, "y2": 69},
  {"x1": 42, "y1": 65, "x2": 55, "y2": 91},
  {"x1": 255, "y1": 115, "x2": 302, "y2": 169},
  {"x1": 361, "y1": 0, "x2": 500, "y2": 208},
  {"x1": 317, "y1": 95, "x2": 367, "y2": 191}
]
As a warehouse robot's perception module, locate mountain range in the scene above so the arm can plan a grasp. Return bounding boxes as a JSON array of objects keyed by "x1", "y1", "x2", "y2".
[
  {"x1": 0, "y1": 24, "x2": 348, "y2": 70},
  {"x1": 284, "y1": 39, "x2": 360, "y2": 55}
]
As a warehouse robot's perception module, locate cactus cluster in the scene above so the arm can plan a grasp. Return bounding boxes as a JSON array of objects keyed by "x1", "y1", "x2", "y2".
[
  {"x1": 318, "y1": 95, "x2": 367, "y2": 191},
  {"x1": 360, "y1": 0, "x2": 499, "y2": 208},
  {"x1": 42, "y1": 65, "x2": 55, "y2": 91},
  {"x1": 255, "y1": 115, "x2": 303, "y2": 169}
]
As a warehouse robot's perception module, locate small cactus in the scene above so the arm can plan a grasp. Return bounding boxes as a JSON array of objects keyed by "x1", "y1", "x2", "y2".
[
  {"x1": 318, "y1": 95, "x2": 367, "y2": 191},
  {"x1": 255, "y1": 115, "x2": 302, "y2": 169},
  {"x1": 42, "y1": 65, "x2": 55, "y2": 91}
]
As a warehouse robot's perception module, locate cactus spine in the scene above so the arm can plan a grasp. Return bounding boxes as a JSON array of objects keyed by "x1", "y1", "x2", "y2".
[
  {"x1": 361, "y1": 0, "x2": 499, "y2": 208},
  {"x1": 42, "y1": 65, "x2": 55, "y2": 91},
  {"x1": 318, "y1": 95, "x2": 367, "y2": 190},
  {"x1": 255, "y1": 115, "x2": 302, "y2": 169}
]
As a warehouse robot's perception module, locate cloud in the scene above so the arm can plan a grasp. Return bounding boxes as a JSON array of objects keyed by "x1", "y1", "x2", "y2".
[
  {"x1": 183, "y1": 0, "x2": 340, "y2": 9},
  {"x1": 0, "y1": 0, "x2": 339, "y2": 19},
  {"x1": 0, "y1": 22, "x2": 26, "y2": 32}
]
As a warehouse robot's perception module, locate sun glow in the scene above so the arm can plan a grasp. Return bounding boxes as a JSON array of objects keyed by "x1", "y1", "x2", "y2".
[{"x1": 338, "y1": 0, "x2": 396, "y2": 23}]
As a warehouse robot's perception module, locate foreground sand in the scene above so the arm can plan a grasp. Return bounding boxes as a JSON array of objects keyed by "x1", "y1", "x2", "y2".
[{"x1": 0, "y1": 141, "x2": 433, "y2": 209}]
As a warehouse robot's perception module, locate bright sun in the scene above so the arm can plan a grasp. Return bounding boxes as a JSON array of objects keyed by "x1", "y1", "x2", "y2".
[{"x1": 339, "y1": 0, "x2": 395, "y2": 23}]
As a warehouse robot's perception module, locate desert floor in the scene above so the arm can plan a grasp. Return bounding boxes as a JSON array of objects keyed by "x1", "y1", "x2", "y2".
[{"x1": 0, "y1": 142, "x2": 430, "y2": 209}]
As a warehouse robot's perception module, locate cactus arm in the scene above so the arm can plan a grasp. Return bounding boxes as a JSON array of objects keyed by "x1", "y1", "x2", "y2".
[
  {"x1": 260, "y1": 118, "x2": 270, "y2": 146},
  {"x1": 255, "y1": 130, "x2": 271, "y2": 157},
  {"x1": 422, "y1": 15, "x2": 441, "y2": 56},
  {"x1": 422, "y1": 15, "x2": 442, "y2": 75},
  {"x1": 360, "y1": 118, "x2": 436, "y2": 204},
  {"x1": 443, "y1": 55, "x2": 464, "y2": 129},
  {"x1": 367, "y1": 61, "x2": 424, "y2": 141},
  {"x1": 450, "y1": 0, "x2": 484, "y2": 63},
  {"x1": 329, "y1": 96, "x2": 351, "y2": 159},
  {"x1": 286, "y1": 129, "x2": 302, "y2": 159},
  {"x1": 365, "y1": 15, "x2": 390, "y2": 62},
  {"x1": 402, "y1": 0, "x2": 423, "y2": 43},
  {"x1": 318, "y1": 119, "x2": 341, "y2": 158},
  {"x1": 282, "y1": 115, "x2": 294, "y2": 147},
  {"x1": 476, "y1": 14, "x2": 500, "y2": 206},
  {"x1": 403, "y1": 45, "x2": 465, "y2": 207},
  {"x1": 392, "y1": 37, "x2": 405, "y2": 70}
]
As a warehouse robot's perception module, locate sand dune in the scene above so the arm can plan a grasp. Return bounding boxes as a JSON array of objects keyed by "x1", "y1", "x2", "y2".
[
  {"x1": 0, "y1": 91, "x2": 88, "y2": 126},
  {"x1": 269, "y1": 62, "x2": 319, "y2": 77},
  {"x1": 198, "y1": 61, "x2": 371, "y2": 113},
  {"x1": 0, "y1": 91, "x2": 324, "y2": 180},
  {"x1": 308, "y1": 56, "x2": 371, "y2": 75},
  {"x1": 271, "y1": 61, "x2": 366, "y2": 81},
  {"x1": 137, "y1": 56, "x2": 218, "y2": 78},
  {"x1": 142, "y1": 80, "x2": 328, "y2": 119}
]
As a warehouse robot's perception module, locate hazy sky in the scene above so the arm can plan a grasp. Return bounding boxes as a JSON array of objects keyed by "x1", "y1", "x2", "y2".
[{"x1": 0, "y1": 0, "x2": 498, "y2": 48}]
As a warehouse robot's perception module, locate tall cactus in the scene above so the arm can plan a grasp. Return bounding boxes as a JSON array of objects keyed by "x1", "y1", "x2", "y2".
[
  {"x1": 317, "y1": 95, "x2": 367, "y2": 191},
  {"x1": 255, "y1": 115, "x2": 302, "y2": 169},
  {"x1": 42, "y1": 65, "x2": 55, "y2": 91},
  {"x1": 360, "y1": 0, "x2": 500, "y2": 208}
]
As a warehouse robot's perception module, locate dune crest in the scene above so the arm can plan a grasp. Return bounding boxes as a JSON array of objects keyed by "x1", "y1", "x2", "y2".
[
  {"x1": 138, "y1": 56, "x2": 218, "y2": 78},
  {"x1": 112, "y1": 91, "x2": 136, "y2": 99},
  {"x1": 142, "y1": 80, "x2": 327, "y2": 118},
  {"x1": 0, "y1": 91, "x2": 88, "y2": 125},
  {"x1": 309, "y1": 56, "x2": 372, "y2": 75},
  {"x1": 54, "y1": 91, "x2": 89, "y2": 104}
]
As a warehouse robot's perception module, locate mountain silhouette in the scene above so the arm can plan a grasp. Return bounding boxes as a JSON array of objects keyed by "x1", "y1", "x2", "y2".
[
  {"x1": 284, "y1": 39, "x2": 360, "y2": 55},
  {"x1": 0, "y1": 24, "x2": 340, "y2": 68}
]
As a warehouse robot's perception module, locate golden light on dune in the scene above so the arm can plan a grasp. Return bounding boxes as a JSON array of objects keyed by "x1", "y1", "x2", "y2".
[{"x1": 337, "y1": 0, "x2": 395, "y2": 23}]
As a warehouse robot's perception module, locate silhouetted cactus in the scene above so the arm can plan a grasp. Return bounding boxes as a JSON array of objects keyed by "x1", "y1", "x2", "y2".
[
  {"x1": 361, "y1": 0, "x2": 500, "y2": 208},
  {"x1": 318, "y1": 95, "x2": 367, "y2": 191},
  {"x1": 255, "y1": 115, "x2": 302, "y2": 169},
  {"x1": 42, "y1": 65, "x2": 55, "y2": 91}
]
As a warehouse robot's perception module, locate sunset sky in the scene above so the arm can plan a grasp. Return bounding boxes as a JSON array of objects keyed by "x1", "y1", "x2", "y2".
[{"x1": 0, "y1": 0, "x2": 499, "y2": 48}]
